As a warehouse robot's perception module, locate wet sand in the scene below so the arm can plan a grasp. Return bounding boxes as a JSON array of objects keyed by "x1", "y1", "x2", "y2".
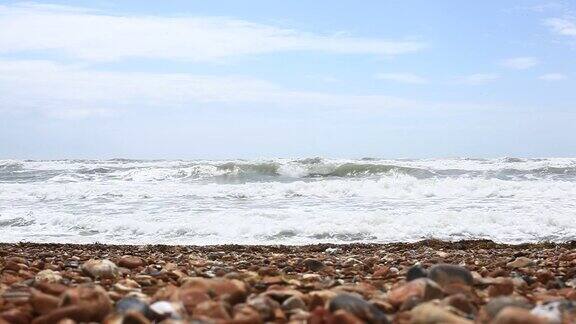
[{"x1": 1, "y1": 240, "x2": 575, "y2": 323}]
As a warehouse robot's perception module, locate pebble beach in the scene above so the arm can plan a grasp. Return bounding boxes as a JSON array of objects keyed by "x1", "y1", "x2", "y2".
[{"x1": 1, "y1": 240, "x2": 575, "y2": 323}]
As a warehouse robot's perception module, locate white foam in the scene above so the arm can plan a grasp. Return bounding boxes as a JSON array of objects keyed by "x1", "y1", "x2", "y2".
[{"x1": 1, "y1": 158, "x2": 576, "y2": 244}]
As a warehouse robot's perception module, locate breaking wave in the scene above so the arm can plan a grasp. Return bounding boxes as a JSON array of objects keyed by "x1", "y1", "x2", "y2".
[
  {"x1": 2, "y1": 157, "x2": 575, "y2": 183},
  {"x1": 1, "y1": 157, "x2": 576, "y2": 244}
]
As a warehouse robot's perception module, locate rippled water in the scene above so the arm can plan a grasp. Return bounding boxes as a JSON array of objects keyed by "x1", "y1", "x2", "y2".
[{"x1": 0, "y1": 157, "x2": 575, "y2": 244}]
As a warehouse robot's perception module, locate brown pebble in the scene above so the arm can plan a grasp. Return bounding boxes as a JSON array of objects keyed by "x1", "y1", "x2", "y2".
[
  {"x1": 194, "y1": 301, "x2": 231, "y2": 320},
  {"x1": 488, "y1": 278, "x2": 514, "y2": 297},
  {"x1": 118, "y1": 255, "x2": 145, "y2": 269},
  {"x1": 387, "y1": 278, "x2": 444, "y2": 307},
  {"x1": 492, "y1": 307, "x2": 546, "y2": 324}
]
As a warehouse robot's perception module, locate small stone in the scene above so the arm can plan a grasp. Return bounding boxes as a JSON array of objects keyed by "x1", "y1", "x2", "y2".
[
  {"x1": 264, "y1": 288, "x2": 303, "y2": 302},
  {"x1": 506, "y1": 257, "x2": 534, "y2": 269},
  {"x1": 407, "y1": 265, "x2": 428, "y2": 281},
  {"x1": 387, "y1": 278, "x2": 444, "y2": 307},
  {"x1": 309, "y1": 290, "x2": 338, "y2": 310},
  {"x1": 55, "y1": 319, "x2": 76, "y2": 324},
  {"x1": 480, "y1": 296, "x2": 532, "y2": 321},
  {"x1": 193, "y1": 301, "x2": 231, "y2": 320},
  {"x1": 149, "y1": 301, "x2": 181, "y2": 320},
  {"x1": 81, "y1": 259, "x2": 119, "y2": 279},
  {"x1": 249, "y1": 295, "x2": 282, "y2": 321},
  {"x1": 399, "y1": 295, "x2": 423, "y2": 311},
  {"x1": 32, "y1": 284, "x2": 112, "y2": 323},
  {"x1": 535, "y1": 269, "x2": 554, "y2": 284},
  {"x1": 428, "y1": 264, "x2": 473, "y2": 287},
  {"x1": 441, "y1": 294, "x2": 477, "y2": 315},
  {"x1": 410, "y1": 302, "x2": 473, "y2": 323},
  {"x1": 115, "y1": 297, "x2": 154, "y2": 319},
  {"x1": 29, "y1": 289, "x2": 59, "y2": 315},
  {"x1": 531, "y1": 300, "x2": 574, "y2": 324},
  {"x1": 488, "y1": 278, "x2": 514, "y2": 297},
  {"x1": 104, "y1": 312, "x2": 150, "y2": 324},
  {"x1": 282, "y1": 295, "x2": 306, "y2": 312},
  {"x1": 118, "y1": 255, "x2": 145, "y2": 269},
  {"x1": 325, "y1": 247, "x2": 340, "y2": 255},
  {"x1": 493, "y1": 307, "x2": 546, "y2": 324},
  {"x1": 177, "y1": 288, "x2": 211, "y2": 314},
  {"x1": 1, "y1": 309, "x2": 31, "y2": 324},
  {"x1": 328, "y1": 293, "x2": 389, "y2": 324},
  {"x1": 64, "y1": 258, "x2": 80, "y2": 268},
  {"x1": 303, "y1": 258, "x2": 325, "y2": 272},
  {"x1": 332, "y1": 309, "x2": 365, "y2": 324},
  {"x1": 34, "y1": 270, "x2": 62, "y2": 284},
  {"x1": 232, "y1": 304, "x2": 262, "y2": 323},
  {"x1": 34, "y1": 281, "x2": 67, "y2": 296},
  {"x1": 112, "y1": 279, "x2": 141, "y2": 293},
  {"x1": 180, "y1": 278, "x2": 247, "y2": 305},
  {"x1": 436, "y1": 251, "x2": 449, "y2": 258}
]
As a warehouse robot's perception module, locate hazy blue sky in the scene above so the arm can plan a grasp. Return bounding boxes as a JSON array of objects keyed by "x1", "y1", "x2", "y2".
[{"x1": 1, "y1": 0, "x2": 575, "y2": 159}]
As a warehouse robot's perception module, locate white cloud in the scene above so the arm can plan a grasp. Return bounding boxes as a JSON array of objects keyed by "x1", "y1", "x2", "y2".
[
  {"x1": 545, "y1": 17, "x2": 576, "y2": 36},
  {"x1": 375, "y1": 73, "x2": 428, "y2": 84},
  {"x1": 0, "y1": 59, "x2": 416, "y2": 118},
  {"x1": 0, "y1": 59, "x2": 504, "y2": 119},
  {"x1": 500, "y1": 57, "x2": 539, "y2": 70},
  {"x1": 457, "y1": 73, "x2": 500, "y2": 85},
  {"x1": 0, "y1": 3, "x2": 426, "y2": 62},
  {"x1": 538, "y1": 73, "x2": 568, "y2": 81}
]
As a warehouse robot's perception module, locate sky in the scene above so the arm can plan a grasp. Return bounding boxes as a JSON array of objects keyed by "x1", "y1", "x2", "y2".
[{"x1": 0, "y1": 0, "x2": 576, "y2": 159}]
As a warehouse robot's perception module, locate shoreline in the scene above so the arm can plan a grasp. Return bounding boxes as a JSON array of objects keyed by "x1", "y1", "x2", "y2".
[
  {"x1": 2, "y1": 238, "x2": 575, "y2": 250},
  {"x1": 1, "y1": 239, "x2": 575, "y2": 323}
]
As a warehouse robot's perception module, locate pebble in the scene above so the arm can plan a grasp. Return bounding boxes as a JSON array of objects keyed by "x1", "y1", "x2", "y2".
[
  {"x1": 506, "y1": 256, "x2": 534, "y2": 268},
  {"x1": 118, "y1": 255, "x2": 145, "y2": 269},
  {"x1": 428, "y1": 264, "x2": 473, "y2": 287},
  {"x1": 325, "y1": 247, "x2": 340, "y2": 254},
  {"x1": 487, "y1": 278, "x2": 514, "y2": 297},
  {"x1": 149, "y1": 301, "x2": 181, "y2": 319},
  {"x1": 492, "y1": 306, "x2": 546, "y2": 324},
  {"x1": 303, "y1": 258, "x2": 325, "y2": 272},
  {"x1": 180, "y1": 277, "x2": 247, "y2": 304},
  {"x1": 328, "y1": 293, "x2": 389, "y2": 324},
  {"x1": 81, "y1": 259, "x2": 119, "y2": 279},
  {"x1": 29, "y1": 289, "x2": 59, "y2": 315},
  {"x1": 531, "y1": 300, "x2": 575, "y2": 324},
  {"x1": 441, "y1": 293, "x2": 477, "y2": 315},
  {"x1": 1, "y1": 241, "x2": 575, "y2": 323},
  {"x1": 406, "y1": 265, "x2": 428, "y2": 281},
  {"x1": 194, "y1": 300, "x2": 231, "y2": 320},
  {"x1": 115, "y1": 297, "x2": 154, "y2": 319},
  {"x1": 282, "y1": 295, "x2": 307, "y2": 311},
  {"x1": 32, "y1": 284, "x2": 112, "y2": 323},
  {"x1": 481, "y1": 296, "x2": 532, "y2": 321},
  {"x1": 409, "y1": 302, "x2": 473, "y2": 323},
  {"x1": 387, "y1": 278, "x2": 444, "y2": 307},
  {"x1": 34, "y1": 269, "x2": 62, "y2": 283}
]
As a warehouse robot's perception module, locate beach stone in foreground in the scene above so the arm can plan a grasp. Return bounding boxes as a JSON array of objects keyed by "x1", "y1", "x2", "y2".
[
  {"x1": 387, "y1": 278, "x2": 444, "y2": 307},
  {"x1": 118, "y1": 255, "x2": 145, "y2": 269},
  {"x1": 329, "y1": 293, "x2": 389, "y2": 323},
  {"x1": 428, "y1": 264, "x2": 473, "y2": 287},
  {"x1": 492, "y1": 307, "x2": 546, "y2": 324},
  {"x1": 409, "y1": 302, "x2": 473, "y2": 323},
  {"x1": 0, "y1": 240, "x2": 575, "y2": 323},
  {"x1": 81, "y1": 259, "x2": 119, "y2": 279}
]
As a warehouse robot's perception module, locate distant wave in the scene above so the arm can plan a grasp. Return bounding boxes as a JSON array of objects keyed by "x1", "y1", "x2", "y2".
[
  {"x1": 2, "y1": 158, "x2": 576, "y2": 183},
  {"x1": 0, "y1": 160, "x2": 23, "y2": 171}
]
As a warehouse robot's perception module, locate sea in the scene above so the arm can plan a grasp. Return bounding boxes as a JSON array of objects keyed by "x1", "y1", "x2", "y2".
[{"x1": 0, "y1": 157, "x2": 575, "y2": 245}]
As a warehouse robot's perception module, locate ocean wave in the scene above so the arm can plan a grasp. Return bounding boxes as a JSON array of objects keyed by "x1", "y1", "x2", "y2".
[
  {"x1": 0, "y1": 160, "x2": 23, "y2": 171},
  {"x1": 1, "y1": 158, "x2": 576, "y2": 184},
  {"x1": 1, "y1": 157, "x2": 576, "y2": 244}
]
